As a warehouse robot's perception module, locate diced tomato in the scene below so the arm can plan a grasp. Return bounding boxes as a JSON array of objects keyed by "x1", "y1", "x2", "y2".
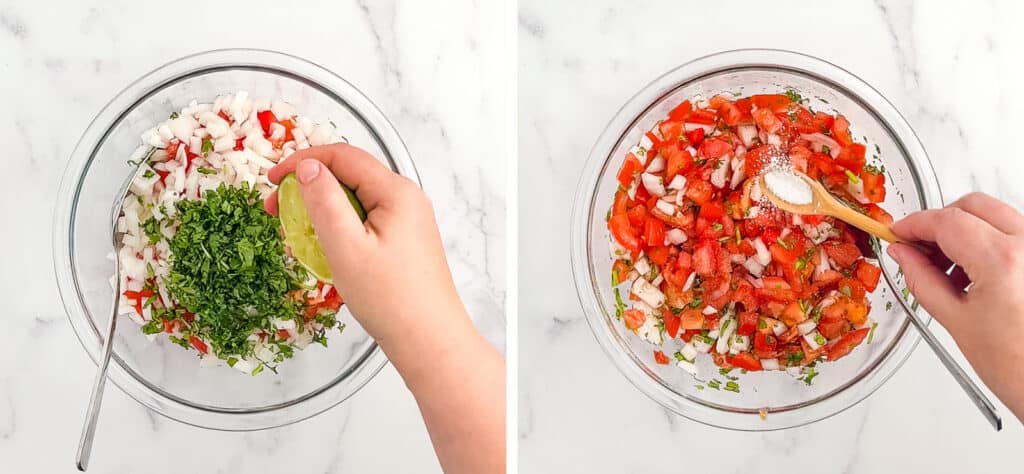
[
  {"x1": 698, "y1": 201, "x2": 725, "y2": 220},
  {"x1": 824, "y1": 241, "x2": 861, "y2": 268},
  {"x1": 685, "y1": 180, "x2": 713, "y2": 206},
  {"x1": 817, "y1": 316, "x2": 848, "y2": 340},
  {"x1": 612, "y1": 260, "x2": 631, "y2": 285},
  {"x1": 836, "y1": 143, "x2": 866, "y2": 172},
  {"x1": 692, "y1": 240, "x2": 718, "y2": 276},
  {"x1": 743, "y1": 145, "x2": 774, "y2": 176},
  {"x1": 729, "y1": 352, "x2": 763, "y2": 371},
  {"x1": 257, "y1": 110, "x2": 278, "y2": 137},
  {"x1": 838, "y1": 278, "x2": 867, "y2": 301},
  {"x1": 234, "y1": 138, "x2": 245, "y2": 151},
  {"x1": 217, "y1": 110, "x2": 232, "y2": 124},
  {"x1": 612, "y1": 189, "x2": 629, "y2": 217},
  {"x1": 780, "y1": 301, "x2": 807, "y2": 327},
  {"x1": 855, "y1": 260, "x2": 882, "y2": 291},
  {"x1": 276, "y1": 329, "x2": 291, "y2": 339},
  {"x1": 717, "y1": 101, "x2": 742, "y2": 126},
  {"x1": 753, "y1": 108, "x2": 782, "y2": 134},
  {"x1": 826, "y1": 328, "x2": 870, "y2": 361},
  {"x1": 699, "y1": 138, "x2": 732, "y2": 159},
  {"x1": 737, "y1": 311, "x2": 758, "y2": 336},
  {"x1": 163, "y1": 320, "x2": 176, "y2": 333},
  {"x1": 866, "y1": 204, "x2": 894, "y2": 225},
  {"x1": 769, "y1": 238, "x2": 803, "y2": 266},
  {"x1": 644, "y1": 218, "x2": 666, "y2": 248},
  {"x1": 668, "y1": 100, "x2": 693, "y2": 121},
  {"x1": 663, "y1": 145, "x2": 693, "y2": 184},
  {"x1": 750, "y1": 94, "x2": 792, "y2": 113},
  {"x1": 687, "y1": 109, "x2": 717, "y2": 125},
  {"x1": 617, "y1": 153, "x2": 644, "y2": 188},
  {"x1": 862, "y1": 170, "x2": 886, "y2": 203},
  {"x1": 623, "y1": 309, "x2": 646, "y2": 330},
  {"x1": 831, "y1": 115, "x2": 854, "y2": 147},
  {"x1": 659, "y1": 120, "x2": 684, "y2": 144},
  {"x1": 609, "y1": 214, "x2": 641, "y2": 256},
  {"x1": 646, "y1": 131, "x2": 663, "y2": 154},
  {"x1": 647, "y1": 246, "x2": 669, "y2": 266},
  {"x1": 189, "y1": 336, "x2": 209, "y2": 354},
  {"x1": 662, "y1": 308, "x2": 681, "y2": 338},
  {"x1": 654, "y1": 351, "x2": 670, "y2": 365},
  {"x1": 678, "y1": 308, "x2": 704, "y2": 330},
  {"x1": 685, "y1": 127, "x2": 705, "y2": 146},
  {"x1": 753, "y1": 332, "x2": 779, "y2": 358},
  {"x1": 626, "y1": 203, "x2": 648, "y2": 228},
  {"x1": 758, "y1": 276, "x2": 795, "y2": 302}
]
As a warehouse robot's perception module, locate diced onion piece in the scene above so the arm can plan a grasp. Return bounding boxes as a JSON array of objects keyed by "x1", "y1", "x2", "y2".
[
  {"x1": 667, "y1": 174, "x2": 687, "y2": 191},
  {"x1": 684, "y1": 122, "x2": 715, "y2": 133},
  {"x1": 646, "y1": 156, "x2": 665, "y2": 173},
  {"x1": 803, "y1": 330, "x2": 824, "y2": 350},
  {"x1": 753, "y1": 237, "x2": 771, "y2": 266},
  {"x1": 710, "y1": 156, "x2": 730, "y2": 188},
  {"x1": 680, "y1": 343, "x2": 698, "y2": 362},
  {"x1": 728, "y1": 334, "x2": 750, "y2": 355},
  {"x1": 666, "y1": 228, "x2": 687, "y2": 245},
  {"x1": 702, "y1": 305, "x2": 717, "y2": 315},
  {"x1": 772, "y1": 319, "x2": 787, "y2": 336},
  {"x1": 655, "y1": 199, "x2": 676, "y2": 216},
  {"x1": 716, "y1": 318, "x2": 736, "y2": 354},
  {"x1": 760, "y1": 358, "x2": 780, "y2": 371},
  {"x1": 797, "y1": 319, "x2": 817, "y2": 335},
  {"x1": 631, "y1": 278, "x2": 666, "y2": 308},
  {"x1": 742, "y1": 257, "x2": 764, "y2": 277},
  {"x1": 692, "y1": 336, "x2": 713, "y2": 353},
  {"x1": 676, "y1": 359, "x2": 699, "y2": 376},
  {"x1": 641, "y1": 173, "x2": 666, "y2": 196},
  {"x1": 737, "y1": 124, "x2": 758, "y2": 147},
  {"x1": 682, "y1": 271, "x2": 696, "y2": 291}
]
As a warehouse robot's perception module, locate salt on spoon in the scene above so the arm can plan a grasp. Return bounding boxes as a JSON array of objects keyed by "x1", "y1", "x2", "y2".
[{"x1": 758, "y1": 168, "x2": 902, "y2": 243}]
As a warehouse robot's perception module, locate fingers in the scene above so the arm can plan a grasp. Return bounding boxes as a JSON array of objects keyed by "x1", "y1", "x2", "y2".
[
  {"x1": 294, "y1": 159, "x2": 368, "y2": 248},
  {"x1": 947, "y1": 192, "x2": 1024, "y2": 235},
  {"x1": 269, "y1": 143, "x2": 397, "y2": 211},
  {"x1": 887, "y1": 243, "x2": 965, "y2": 328},
  {"x1": 264, "y1": 191, "x2": 279, "y2": 216},
  {"x1": 891, "y1": 207, "x2": 1003, "y2": 275}
]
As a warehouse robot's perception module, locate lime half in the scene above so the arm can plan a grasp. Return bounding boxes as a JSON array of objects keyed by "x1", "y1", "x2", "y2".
[{"x1": 278, "y1": 173, "x2": 367, "y2": 283}]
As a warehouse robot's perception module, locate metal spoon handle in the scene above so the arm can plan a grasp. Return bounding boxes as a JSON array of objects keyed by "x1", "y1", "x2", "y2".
[
  {"x1": 75, "y1": 296, "x2": 119, "y2": 471},
  {"x1": 903, "y1": 304, "x2": 1002, "y2": 430}
]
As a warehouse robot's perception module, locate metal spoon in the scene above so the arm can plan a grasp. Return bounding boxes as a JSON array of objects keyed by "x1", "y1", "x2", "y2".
[
  {"x1": 76, "y1": 155, "x2": 153, "y2": 471},
  {"x1": 759, "y1": 172, "x2": 1002, "y2": 431}
]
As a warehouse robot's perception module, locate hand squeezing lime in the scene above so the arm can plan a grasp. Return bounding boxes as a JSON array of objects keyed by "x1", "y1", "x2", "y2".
[{"x1": 278, "y1": 173, "x2": 366, "y2": 283}]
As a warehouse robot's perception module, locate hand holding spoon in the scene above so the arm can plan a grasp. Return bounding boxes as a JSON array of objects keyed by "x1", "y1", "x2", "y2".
[{"x1": 758, "y1": 170, "x2": 1002, "y2": 431}]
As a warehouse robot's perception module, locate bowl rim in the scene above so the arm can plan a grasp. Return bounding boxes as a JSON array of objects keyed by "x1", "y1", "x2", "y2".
[
  {"x1": 570, "y1": 48, "x2": 943, "y2": 431},
  {"x1": 53, "y1": 48, "x2": 419, "y2": 431}
]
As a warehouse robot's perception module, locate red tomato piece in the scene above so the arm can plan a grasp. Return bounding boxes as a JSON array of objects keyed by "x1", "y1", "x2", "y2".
[
  {"x1": 623, "y1": 309, "x2": 646, "y2": 330},
  {"x1": 862, "y1": 170, "x2": 886, "y2": 203},
  {"x1": 654, "y1": 350, "x2": 670, "y2": 365},
  {"x1": 753, "y1": 332, "x2": 778, "y2": 359},
  {"x1": 699, "y1": 138, "x2": 732, "y2": 159},
  {"x1": 663, "y1": 145, "x2": 693, "y2": 184},
  {"x1": 647, "y1": 246, "x2": 669, "y2": 266},
  {"x1": 831, "y1": 115, "x2": 854, "y2": 147},
  {"x1": 687, "y1": 109, "x2": 717, "y2": 125},
  {"x1": 737, "y1": 311, "x2": 758, "y2": 336},
  {"x1": 750, "y1": 94, "x2": 792, "y2": 113},
  {"x1": 662, "y1": 308, "x2": 681, "y2": 338},
  {"x1": 686, "y1": 180, "x2": 713, "y2": 206},
  {"x1": 826, "y1": 328, "x2": 870, "y2": 361},
  {"x1": 668, "y1": 100, "x2": 693, "y2": 121},
  {"x1": 692, "y1": 240, "x2": 718, "y2": 276},
  {"x1": 686, "y1": 127, "x2": 705, "y2": 145},
  {"x1": 190, "y1": 336, "x2": 209, "y2": 354},
  {"x1": 617, "y1": 153, "x2": 643, "y2": 188},
  {"x1": 257, "y1": 110, "x2": 278, "y2": 137},
  {"x1": 855, "y1": 260, "x2": 882, "y2": 292},
  {"x1": 644, "y1": 217, "x2": 666, "y2": 247},
  {"x1": 678, "y1": 308, "x2": 705, "y2": 330},
  {"x1": 823, "y1": 241, "x2": 861, "y2": 268},
  {"x1": 609, "y1": 214, "x2": 641, "y2": 255},
  {"x1": 729, "y1": 352, "x2": 763, "y2": 371}
]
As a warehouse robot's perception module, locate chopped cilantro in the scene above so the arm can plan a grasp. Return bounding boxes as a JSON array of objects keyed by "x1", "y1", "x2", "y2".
[
  {"x1": 614, "y1": 288, "x2": 625, "y2": 320},
  {"x1": 142, "y1": 217, "x2": 162, "y2": 245},
  {"x1": 840, "y1": 285, "x2": 852, "y2": 297},
  {"x1": 785, "y1": 90, "x2": 803, "y2": 103},
  {"x1": 143, "y1": 169, "x2": 155, "y2": 179},
  {"x1": 885, "y1": 301, "x2": 893, "y2": 310},
  {"x1": 902, "y1": 287, "x2": 911, "y2": 300},
  {"x1": 712, "y1": 223, "x2": 724, "y2": 232},
  {"x1": 821, "y1": 145, "x2": 831, "y2": 155},
  {"x1": 688, "y1": 296, "x2": 703, "y2": 309},
  {"x1": 845, "y1": 169, "x2": 860, "y2": 184},
  {"x1": 786, "y1": 351, "x2": 805, "y2": 366},
  {"x1": 707, "y1": 379, "x2": 722, "y2": 390},
  {"x1": 867, "y1": 322, "x2": 879, "y2": 344},
  {"x1": 201, "y1": 137, "x2": 213, "y2": 157},
  {"x1": 612, "y1": 268, "x2": 620, "y2": 287},
  {"x1": 724, "y1": 381, "x2": 740, "y2": 393},
  {"x1": 802, "y1": 366, "x2": 819, "y2": 385},
  {"x1": 169, "y1": 112, "x2": 179, "y2": 119},
  {"x1": 198, "y1": 167, "x2": 217, "y2": 175}
]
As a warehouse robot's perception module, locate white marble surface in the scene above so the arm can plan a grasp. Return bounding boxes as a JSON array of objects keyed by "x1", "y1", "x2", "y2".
[
  {"x1": 0, "y1": 0, "x2": 504, "y2": 472},
  {"x1": 519, "y1": 1, "x2": 1023, "y2": 472}
]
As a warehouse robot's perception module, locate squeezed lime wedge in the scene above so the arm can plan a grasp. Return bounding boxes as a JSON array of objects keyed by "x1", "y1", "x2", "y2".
[{"x1": 278, "y1": 173, "x2": 366, "y2": 283}]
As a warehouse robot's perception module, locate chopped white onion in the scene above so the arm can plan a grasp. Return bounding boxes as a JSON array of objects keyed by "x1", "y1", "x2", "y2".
[
  {"x1": 797, "y1": 319, "x2": 817, "y2": 335},
  {"x1": 753, "y1": 238, "x2": 771, "y2": 266},
  {"x1": 641, "y1": 173, "x2": 666, "y2": 196},
  {"x1": 760, "y1": 358, "x2": 780, "y2": 371}
]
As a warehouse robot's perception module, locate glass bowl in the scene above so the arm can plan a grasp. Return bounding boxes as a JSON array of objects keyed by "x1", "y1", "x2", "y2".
[
  {"x1": 571, "y1": 49, "x2": 943, "y2": 430},
  {"x1": 53, "y1": 49, "x2": 419, "y2": 430}
]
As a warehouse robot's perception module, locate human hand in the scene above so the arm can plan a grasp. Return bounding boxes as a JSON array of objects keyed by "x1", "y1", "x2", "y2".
[
  {"x1": 265, "y1": 144, "x2": 504, "y2": 474},
  {"x1": 887, "y1": 192, "x2": 1024, "y2": 421},
  {"x1": 264, "y1": 143, "x2": 472, "y2": 348}
]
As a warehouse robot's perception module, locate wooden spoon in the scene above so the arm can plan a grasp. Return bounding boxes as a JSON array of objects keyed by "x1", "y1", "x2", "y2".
[
  {"x1": 758, "y1": 170, "x2": 1002, "y2": 431},
  {"x1": 758, "y1": 171, "x2": 901, "y2": 243}
]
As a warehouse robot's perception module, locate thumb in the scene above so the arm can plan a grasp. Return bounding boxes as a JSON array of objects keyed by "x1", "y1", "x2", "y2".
[
  {"x1": 887, "y1": 243, "x2": 964, "y2": 329},
  {"x1": 294, "y1": 159, "x2": 367, "y2": 259}
]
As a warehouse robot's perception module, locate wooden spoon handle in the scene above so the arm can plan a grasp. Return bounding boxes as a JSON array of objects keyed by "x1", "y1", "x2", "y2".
[{"x1": 830, "y1": 204, "x2": 902, "y2": 243}]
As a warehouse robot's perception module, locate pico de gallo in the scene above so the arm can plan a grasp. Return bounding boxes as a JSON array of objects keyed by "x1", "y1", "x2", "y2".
[{"x1": 608, "y1": 91, "x2": 891, "y2": 382}]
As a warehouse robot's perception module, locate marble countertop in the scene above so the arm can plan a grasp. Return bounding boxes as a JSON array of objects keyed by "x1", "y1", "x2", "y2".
[
  {"x1": 519, "y1": 0, "x2": 1023, "y2": 472},
  {"x1": 0, "y1": 1, "x2": 504, "y2": 472}
]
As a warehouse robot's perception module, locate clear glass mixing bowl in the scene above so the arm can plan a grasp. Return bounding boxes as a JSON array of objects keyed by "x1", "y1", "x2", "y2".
[
  {"x1": 54, "y1": 49, "x2": 419, "y2": 430},
  {"x1": 571, "y1": 49, "x2": 943, "y2": 430}
]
